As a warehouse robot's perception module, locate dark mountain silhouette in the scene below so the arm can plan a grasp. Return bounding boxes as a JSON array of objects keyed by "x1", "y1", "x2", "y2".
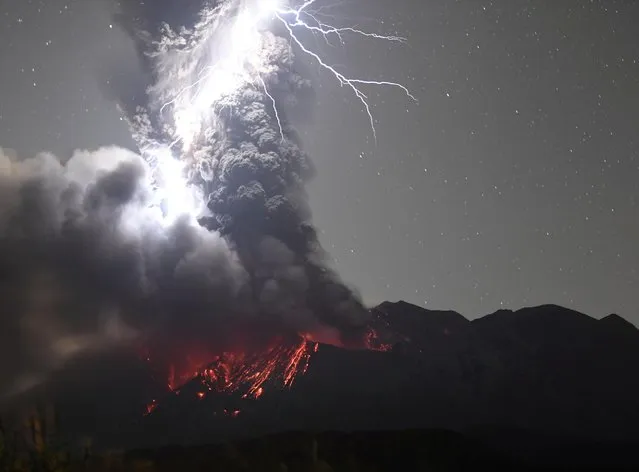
[
  {"x1": 12, "y1": 301, "x2": 639, "y2": 467},
  {"x1": 124, "y1": 301, "x2": 639, "y2": 449}
]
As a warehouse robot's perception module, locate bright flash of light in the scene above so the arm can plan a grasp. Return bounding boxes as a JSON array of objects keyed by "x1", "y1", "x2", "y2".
[
  {"x1": 162, "y1": 0, "x2": 416, "y2": 151},
  {"x1": 148, "y1": 147, "x2": 206, "y2": 224},
  {"x1": 159, "y1": 0, "x2": 285, "y2": 152},
  {"x1": 148, "y1": 0, "x2": 415, "y2": 223}
]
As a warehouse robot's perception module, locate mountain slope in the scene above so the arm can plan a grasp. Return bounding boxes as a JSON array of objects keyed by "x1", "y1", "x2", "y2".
[
  {"x1": 125, "y1": 301, "x2": 639, "y2": 447},
  {"x1": 25, "y1": 301, "x2": 639, "y2": 450}
]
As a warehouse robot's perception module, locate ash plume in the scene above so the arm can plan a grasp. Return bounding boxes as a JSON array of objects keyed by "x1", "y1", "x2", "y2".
[
  {"x1": 0, "y1": 0, "x2": 370, "y2": 399},
  {"x1": 110, "y1": 0, "x2": 371, "y2": 341}
]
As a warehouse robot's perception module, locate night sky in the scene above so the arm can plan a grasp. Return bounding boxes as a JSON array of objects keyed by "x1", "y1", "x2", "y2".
[{"x1": 1, "y1": 0, "x2": 637, "y2": 323}]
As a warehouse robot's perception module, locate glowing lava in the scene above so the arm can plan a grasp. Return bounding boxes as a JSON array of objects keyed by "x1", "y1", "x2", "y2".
[
  {"x1": 144, "y1": 336, "x2": 318, "y2": 415},
  {"x1": 142, "y1": 326, "x2": 394, "y2": 416},
  {"x1": 365, "y1": 326, "x2": 393, "y2": 352},
  {"x1": 197, "y1": 337, "x2": 315, "y2": 399},
  {"x1": 145, "y1": 399, "x2": 158, "y2": 416}
]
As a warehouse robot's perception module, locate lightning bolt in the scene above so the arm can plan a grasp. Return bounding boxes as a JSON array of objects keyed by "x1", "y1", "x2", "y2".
[
  {"x1": 284, "y1": 0, "x2": 407, "y2": 47},
  {"x1": 161, "y1": 0, "x2": 416, "y2": 149},
  {"x1": 258, "y1": 75, "x2": 285, "y2": 141},
  {"x1": 275, "y1": 1, "x2": 416, "y2": 143}
]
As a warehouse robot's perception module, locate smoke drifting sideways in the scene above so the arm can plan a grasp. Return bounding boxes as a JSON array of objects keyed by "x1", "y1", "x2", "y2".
[{"x1": 0, "y1": 0, "x2": 371, "y2": 402}]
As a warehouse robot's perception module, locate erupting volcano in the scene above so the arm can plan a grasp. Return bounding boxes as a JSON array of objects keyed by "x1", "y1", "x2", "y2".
[
  {"x1": 142, "y1": 324, "x2": 392, "y2": 418},
  {"x1": 0, "y1": 0, "x2": 414, "y2": 442},
  {"x1": 143, "y1": 336, "x2": 316, "y2": 414}
]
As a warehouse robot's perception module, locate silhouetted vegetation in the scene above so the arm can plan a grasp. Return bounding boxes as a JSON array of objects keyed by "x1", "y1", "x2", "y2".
[
  {"x1": 2, "y1": 407, "x2": 638, "y2": 471},
  {"x1": 1, "y1": 411, "x2": 514, "y2": 472}
]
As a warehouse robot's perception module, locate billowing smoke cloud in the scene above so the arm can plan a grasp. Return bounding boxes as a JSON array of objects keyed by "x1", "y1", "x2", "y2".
[
  {"x1": 0, "y1": 0, "x2": 369, "y2": 401},
  {"x1": 110, "y1": 0, "x2": 370, "y2": 339},
  {"x1": 0, "y1": 146, "x2": 247, "y2": 397}
]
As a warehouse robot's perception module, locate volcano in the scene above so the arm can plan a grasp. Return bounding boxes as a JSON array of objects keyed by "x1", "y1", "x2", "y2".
[{"x1": 17, "y1": 301, "x2": 639, "y2": 450}]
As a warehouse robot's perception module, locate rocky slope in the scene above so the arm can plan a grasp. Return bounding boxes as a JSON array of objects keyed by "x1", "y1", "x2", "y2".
[{"x1": 130, "y1": 302, "x2": 639, "y2": 447}]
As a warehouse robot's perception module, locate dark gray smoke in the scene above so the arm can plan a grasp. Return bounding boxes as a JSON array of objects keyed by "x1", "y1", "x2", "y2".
[
  {"x1": 0, "y1": 147, "x2": 246, "y2": 398},
  {"x1": 111, "y1": 0, "x2": 371, "y2": 340},
  {"x1": 0, "y1": 0, "x2": 369, "y2": 401}
]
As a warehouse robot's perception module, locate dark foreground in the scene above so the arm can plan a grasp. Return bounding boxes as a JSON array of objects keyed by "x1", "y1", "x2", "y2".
[
  {"x1": 4, "y1": 428, "x2": 639, "y2": 471},
  {"x1": 4, "y1": 303, "x2": 639, "y2": 469}
]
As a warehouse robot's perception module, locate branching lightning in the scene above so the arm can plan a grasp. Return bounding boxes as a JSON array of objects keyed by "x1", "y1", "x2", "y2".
[
  {"x1": 161, "y1": 0, "x2": 416, "y2": 150},
  {"x1": 275, "y1": 0, "x2": 417, "y2": 143},
  {"x1": 282, "y1": 0, "x2": 407, "y2": 46},
  {"x1": 271, "y1": 0, "x2": 418, "y2": 142},
  {"x1": 258, "y1": 75, "x2": 285, "y2": 141},
  {"x1": 274, "y1": 3, "x2": 417, "y2": 143}
]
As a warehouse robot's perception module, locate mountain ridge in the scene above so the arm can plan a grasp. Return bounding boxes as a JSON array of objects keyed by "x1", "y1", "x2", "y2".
[
  {"x1": 12, "y1": 300, "x2": 639, "y2": 451},
  {"x1": 378, "y1": 300, "x2": 636, "y2": 327},
  {"x1": 121, "y1": 300, "x2": 639, "y2": 447}
]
